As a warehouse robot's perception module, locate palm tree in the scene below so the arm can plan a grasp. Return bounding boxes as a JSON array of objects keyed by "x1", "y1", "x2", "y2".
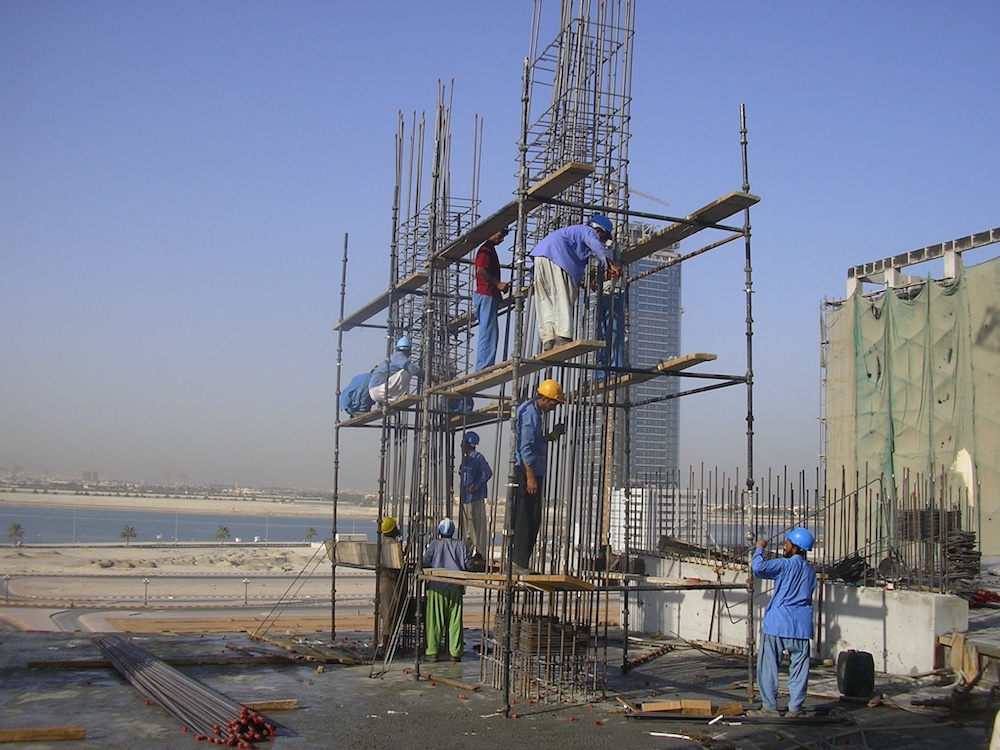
[
  {"x1": 7, "y1": 523, "x2": 24, "y2": 546},
  {"x1": 215, "y1": 525, "x2": 231, "y2": 543},
  {"x1": 304, "y1": 527, "x2": 318, "y2": 542},
  {"x1": 120, "y1": 525, "x2": 137, "y2": 546}
]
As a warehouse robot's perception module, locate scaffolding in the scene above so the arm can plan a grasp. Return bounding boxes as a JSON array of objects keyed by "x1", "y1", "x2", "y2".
[{"x1": 330, "y1": 0, "x2": 759, "y2": 706}]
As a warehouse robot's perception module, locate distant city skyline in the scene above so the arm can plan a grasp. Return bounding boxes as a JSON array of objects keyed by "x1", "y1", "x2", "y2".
[{"x1": 2, "y1": 2, "x2": 998, "y2": 493}]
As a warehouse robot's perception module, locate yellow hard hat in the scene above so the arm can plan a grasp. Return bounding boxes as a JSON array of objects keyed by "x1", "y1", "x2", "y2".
[
  {"x1": 380, "y1": 517, "x2": 398, "y2": 535},
  {"x1": 537, "y1": 379, "x2": 565, "y2": 403}
]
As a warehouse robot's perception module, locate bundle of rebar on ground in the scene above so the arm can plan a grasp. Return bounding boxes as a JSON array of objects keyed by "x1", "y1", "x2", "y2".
[{"x1": 94, "y1": 634, "x2": 274, "y2": 747}]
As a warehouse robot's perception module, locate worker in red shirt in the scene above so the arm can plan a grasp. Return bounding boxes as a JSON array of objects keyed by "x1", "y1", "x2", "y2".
[{"x1": 473, "y1": 227, "x2": 510, "y2": 370}]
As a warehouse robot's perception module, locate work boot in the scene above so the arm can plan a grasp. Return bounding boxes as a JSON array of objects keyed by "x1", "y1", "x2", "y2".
[
  {"x1": 555, "y1": 336, "x2": 573, "y2": 347},
  {"x1": 785, "y1": 707, "x2": 803, "y2": 718},
  {"x1": 541, "y1": 340, "x2": 554, "y2": 352},
  {"x1": 747, "y1": 706, "x2": 780, "y2": 718}
]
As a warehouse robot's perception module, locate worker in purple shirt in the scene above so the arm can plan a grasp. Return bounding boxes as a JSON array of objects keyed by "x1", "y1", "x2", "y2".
[
  {"x1": 510, "y1": 379, "x2": 566, "y2": 573},
  {"x1": 530, "y1": 215, "x2": 622, "y2": 352},
  {"x1": 422, "y1": 518, "x2": 471, "y2": 662},
  {"x1": 751, "y1": 527, "x2": 818, "y2": 717}
]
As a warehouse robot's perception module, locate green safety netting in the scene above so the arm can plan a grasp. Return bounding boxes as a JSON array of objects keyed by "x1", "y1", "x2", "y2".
[{"x1": 824, "y1": 254, "x2": 1000, "y2": 553}]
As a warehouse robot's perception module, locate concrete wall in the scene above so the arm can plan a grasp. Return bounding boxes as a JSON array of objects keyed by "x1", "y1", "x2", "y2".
[
  {"x1": 818, "y1": 584, "x2": 968, "y2": 675},
  {"x1": 624, "y1": 555, "x2": 969, "y2": 674}
]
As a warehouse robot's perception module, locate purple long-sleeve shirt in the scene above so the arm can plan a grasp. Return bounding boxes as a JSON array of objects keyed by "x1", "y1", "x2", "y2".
[{"x1": 530, "y1": 224, "x2": 612, "y2": 285}]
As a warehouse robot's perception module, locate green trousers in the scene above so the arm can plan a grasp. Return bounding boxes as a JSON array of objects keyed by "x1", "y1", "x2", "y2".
[{"x1": 425, "y1": 586, "x2": 464, "y2": 658}]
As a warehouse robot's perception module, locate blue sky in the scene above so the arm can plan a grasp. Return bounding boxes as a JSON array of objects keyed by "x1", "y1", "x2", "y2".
[{"x1": 2, "y1": 1, "x2": 998, "y2": 492}]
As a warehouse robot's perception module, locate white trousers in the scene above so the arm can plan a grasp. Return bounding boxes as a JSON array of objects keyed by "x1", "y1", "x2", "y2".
[
  {"x1": 460, "y1": 499, "x2": 489, "y2": 558},
  {"x1": 369, "y1": 369, "x2": 411, "y2": 404},
  {"x1": 533, "y1": 256, "x2": 577, "y2": 344}
]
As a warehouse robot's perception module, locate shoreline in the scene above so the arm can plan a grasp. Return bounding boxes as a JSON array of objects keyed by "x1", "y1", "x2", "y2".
[{"x1": 0, "y1": 490, "x2": 377, "y2": 520}]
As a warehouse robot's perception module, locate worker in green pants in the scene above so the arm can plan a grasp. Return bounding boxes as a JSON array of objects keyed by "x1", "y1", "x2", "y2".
[{"x1": 421, "y1": 518, "x2": 471, "y2": 662}]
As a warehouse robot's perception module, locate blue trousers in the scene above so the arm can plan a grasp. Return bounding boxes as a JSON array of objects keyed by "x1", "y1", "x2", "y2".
[
  {"x1": 757, "y1": 633, "x2": 810, "y2": 711},
  {"x1": 473, "y1": 292, "x2": 500, "y2": 370}
]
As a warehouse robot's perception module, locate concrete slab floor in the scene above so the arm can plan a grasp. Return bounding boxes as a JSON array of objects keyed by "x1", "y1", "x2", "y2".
[{"x1": 0, "y1": 630, "x2": 993, "y2": 750}]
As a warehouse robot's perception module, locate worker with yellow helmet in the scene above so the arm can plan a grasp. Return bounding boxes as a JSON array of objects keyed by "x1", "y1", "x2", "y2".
[
  {"x1": 376, "y1": 516, "x2": 403, "y2": 652},
  {"x1": 510, "y1": 379, "x2": 566, "y2": 574}
]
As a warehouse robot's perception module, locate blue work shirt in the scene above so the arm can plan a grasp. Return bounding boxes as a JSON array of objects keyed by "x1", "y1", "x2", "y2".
[
  {"x1": 460, "y1": 450, "x2": 493, "y2": 504},
  {"x1": 752, "y1": 548, "x2": 817, "y2": 640},
  {"x1": 369, "y1": 351, "x2": 421, "y2": 390},
  {"x1": 530, "y1": 224, "x2": 612, "y2": 286},
  {"x1": 515, "y1": 398, "x2": 546, "y2": 477}
]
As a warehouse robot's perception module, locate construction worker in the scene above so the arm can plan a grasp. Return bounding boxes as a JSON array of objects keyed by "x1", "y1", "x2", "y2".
[
  {"x1": 751, "y1": 527, "x2": 818, "y2": 717},
  {"x1": 510, "y1": 379, "x2": 566, "y2": 573},
  {"x1": 368, "y1": 336, "x2": 422, "y2": 404},
  {"x1": 421, "y1": 518, "x2": 471, "y2": 662},
  {"x1": 530, "y1": 215, "x2": 622, "y2": 352},
  {"x1": 377, "y1": 517, "x2": 404, "y2": 652},
  {"x1": 473, "y1": 227, "x2": 510, "y2": 370},
  {"x1": 459, "y1": 431, "x2": 492, "y2": 570}
]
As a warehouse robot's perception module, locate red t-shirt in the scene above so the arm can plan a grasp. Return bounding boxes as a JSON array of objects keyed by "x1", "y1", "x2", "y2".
[{"x1": 475, "y1": 243, "x2": 502, "y2": 298}]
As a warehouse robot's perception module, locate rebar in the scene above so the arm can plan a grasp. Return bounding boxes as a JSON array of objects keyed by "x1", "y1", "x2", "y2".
[{"x1": 95, "y1": 635, "x2": 274, "y2": 746}]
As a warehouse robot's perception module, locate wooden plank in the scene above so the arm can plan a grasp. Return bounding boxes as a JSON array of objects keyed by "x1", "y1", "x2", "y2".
[
  {"x1": 622, "y1": 192, "x2": 759, "y2": 265},
  {"x1": 241, "y1": 699, "x2": 299, "y2": 711},
  {"x1": 329, "y1": 540, "x2": 403, "y2": 569},
  {"x1": 525, "y1": 577, "x2": 597, "y2": 592},
  {"x1": 333, "y1": 271, "x2": 429, "y2": 332},
  {"x1": 337, "y1": 394, "x2": 423, "y2": 428},
  {"x1": 0, "y1": 727, "x2": 86, "y2": 742},
  {"x1": 656, "y1": 352, "x2": 718, "y2": 372},
  {"x1": 335, "y1": 164, "x2": 593, "y2": 332},
  {"x1": 437, "y1": 163, "x2": 595, "y2": 263},
  {"x1": 582, "y1": 352, "x2": 718, "y2": 395},
  {"x1": 421, "y1": 569, "x2": 596, "y2": 591},
  {"x1": 254, "y1": 633, "x2": 358, "y2": 665},
  {"x1": 449, "y1": 399, "x2": 511, "y2": 428},
  {"x1": 434, "y1": 339, "x2": 605, "y2": 396},
  {"x1": 416, "y1": 672, "x2": 482, "y2": 692}
]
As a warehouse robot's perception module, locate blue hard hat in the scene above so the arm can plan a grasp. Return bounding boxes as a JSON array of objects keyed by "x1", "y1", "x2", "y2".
[
  {"x1": 396, "y1": 336, "x2": 411, "y2": 350},
  {"x1": 787, "y1": 527, "x2": 815, "y2": 552},
  {"x1": 463, "y1": 431, "x2": 480, "y2": 446},
  {"x1": 438, "y1": 518, "x2": 456, "y2": 538},
  {"x1": 589, "y1": 214, "x2": 613, "y2": 236}
]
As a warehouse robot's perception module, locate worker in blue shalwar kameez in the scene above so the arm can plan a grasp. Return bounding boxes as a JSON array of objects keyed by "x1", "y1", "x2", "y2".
[
  {"x1": 459, "y1": 431, "x2": 492, "y2": 569},
  {"x1": 509, "y1": 379, "x2": 565, "y2": 574},
  {"x1": 422, "y1": 518, "x2": 471, "y2": 662},
  {"x1": 751, "y1": 527, "x2": 818, "y2": 717}
]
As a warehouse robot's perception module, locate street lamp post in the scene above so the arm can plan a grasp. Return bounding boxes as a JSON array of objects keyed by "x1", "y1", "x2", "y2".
[
  {"x1": 143, "y1": 577, "x2": 150, "y2": 606},
  {"x1": 3, "y1": 575, "x2": 10, "y2": 604},
  {"x1": 243, "y1": 578, "x2": 250, "y2": 605}
]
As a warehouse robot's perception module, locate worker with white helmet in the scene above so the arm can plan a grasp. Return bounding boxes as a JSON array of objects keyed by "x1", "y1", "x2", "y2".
[
  {"x1": 530, "y1": 215, "x2": 622, "y2": 352},
  {"x1": 509, "y1": 379, "x2": 566, "y2": 574},
  {"x1": 751, "y1": 527, "x2": 818, "y2": 717},
  {"x1": 459, "y1": 431, "x2": 492, "y2": 570},
  {"x1": 368, "y1": 336, "x2": 423, "y2": 404},
  {"x1": 421, "y1": 518, "x2": 471, "y2": 662}
]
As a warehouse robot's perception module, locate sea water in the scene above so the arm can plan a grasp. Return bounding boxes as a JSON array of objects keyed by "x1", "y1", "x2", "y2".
[{"x1": 0, "y1": 504, "x2": 376, "y2": 545}]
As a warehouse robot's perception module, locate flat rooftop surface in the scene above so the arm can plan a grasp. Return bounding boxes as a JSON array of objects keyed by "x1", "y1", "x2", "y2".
[{"x1": 0, "y1": 628, "x2": 993, "y2": 750}]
